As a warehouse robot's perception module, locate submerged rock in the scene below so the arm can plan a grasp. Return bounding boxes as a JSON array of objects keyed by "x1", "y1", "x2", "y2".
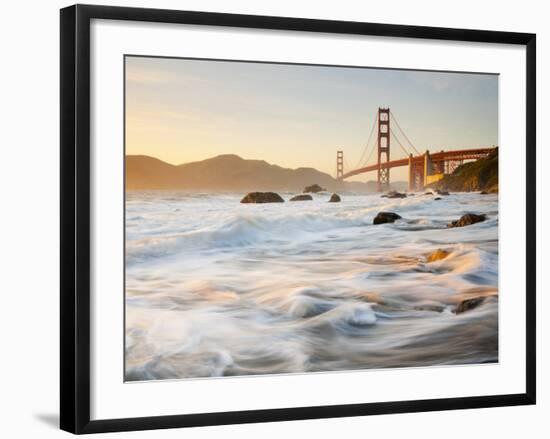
[
  {"x1": 329, "y1": 193, "x2": 341, "y2": 203},
  {"x1": 373, "y1": 212, "x2": 401, "y2": 225},
  {"x1": 423, "y1": 191, "x2": 434, "y2": 196},
  {"x1": 414, "y1": 304, "x2": 445, "y2": 313},
  {"x1": 426, "y1": 249, "x2": 450, "y2": 262},
  {"x1": 448, "y1": 213, "x2": 487, "y2": 228},
  {"x1": 290, "y1": 194, "x2": 313, "y2": 202},
  {"x1": 381, "y1": 190, "x2": 407, "y2": 199},
  {"x1": 303, "y1": 184, "x2": 325, "y2": 193},
  {"x1": 436, "y1": 190, "x2": 450, "y2": 196},
  {"x1": 434, "y1": 197, "x2": 442, "y2": 200},
  {"x1": 240, "y1": 192, "x2": 284, "y2": 203},
  {"x1": 455, "y1": 297, "x2": 487, "y2": 314}
]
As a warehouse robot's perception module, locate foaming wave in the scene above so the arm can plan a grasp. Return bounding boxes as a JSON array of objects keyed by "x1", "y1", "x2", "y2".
[
  {"x1": 125, "y1": 192, "x2": 499, "y2": 380},
  {"x1": 126, "y1": 212, "x2": 372, "y2": 264}
]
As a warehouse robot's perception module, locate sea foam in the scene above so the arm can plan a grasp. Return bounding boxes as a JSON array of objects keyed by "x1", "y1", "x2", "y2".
[{"x1": 125, "y1": 191, "x2": 499, "y2": 380}]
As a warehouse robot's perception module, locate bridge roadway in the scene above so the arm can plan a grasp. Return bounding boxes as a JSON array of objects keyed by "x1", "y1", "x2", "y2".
[{"x1": 338, "y1": 147, "x2": 496, "y2": 180}]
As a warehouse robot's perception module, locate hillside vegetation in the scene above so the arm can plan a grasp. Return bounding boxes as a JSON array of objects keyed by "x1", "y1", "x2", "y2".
[{"x1": 429, "y1": 148, "x2": 498, "y2": 193}]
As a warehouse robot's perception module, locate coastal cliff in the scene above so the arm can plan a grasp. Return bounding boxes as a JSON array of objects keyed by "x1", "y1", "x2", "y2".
[{"x1": 429, "y1": 148, "x2": 498, "y2": 193}]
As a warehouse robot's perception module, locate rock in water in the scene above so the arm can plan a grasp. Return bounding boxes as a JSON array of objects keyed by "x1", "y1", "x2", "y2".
[
  {"x1": 414, "y1": 304, "x2": 445, "y2": 313},
  {"x1": 455, "y1": 297, "x2": 487, "y2": 314},
  {"x1": 373, "y1": 212, "x2": 401, "y2": 225},
  {"x1": 434, "y1": 197, "x2": 442, "y2": 200},
  {"x1": 480, "y1": 190, "x2": 488, "y2": 195},
  {"x1": 329, "y1": 193, "x2": 341, "y2": 202},
  {"x1": 448, "y1": 213, "x2": 487, "y2": 228},
  {"x1": 436, "y1": 189, "x2": 450, "y2": 196},
  {"x1": 240, "y1": 192, "x2": 284, "y2": 203},
  {"x1": 289, "y1": 194, "x2": 313, "y2": 202},
  {"x1": 381, "y1": 190, "x2": 407, "y2": 199},
  {"x1": 304, "y1": 184, "x2": 325, "y2": 193},
  {"x1": 426, "y1": 249, "x2": 450, "y2": 262}
]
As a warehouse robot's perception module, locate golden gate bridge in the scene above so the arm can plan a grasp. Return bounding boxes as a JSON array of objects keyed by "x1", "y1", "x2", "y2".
[{"x1": 335, "y1": 108, "x2": 496, "y2": 192}]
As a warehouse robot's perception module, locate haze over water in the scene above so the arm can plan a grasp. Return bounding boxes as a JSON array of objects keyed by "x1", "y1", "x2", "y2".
[{"x1": 125, "y1": 191, "x2": 498, "y2": 380}]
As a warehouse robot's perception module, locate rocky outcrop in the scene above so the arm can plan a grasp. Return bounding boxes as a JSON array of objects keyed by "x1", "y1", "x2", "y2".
[
  {"x1": 373, "y1": 212, "x2": 401, "y2": 225},
  {"x1": 329, "y1": 193, "x2": 341, "y2": 202},
  {"x1": 290, "y1": 194, "x2": 313, "y2": 202},
  {"x1": 429, "y1": 148, "x2": 498, "y2": 192},
  {"x1": 448, "y1": 213, "x2": 487, "y2": 228},
  {"x1": 381, "y1": 190, "x2": 407, "y2": 199},
  {"x1": 240, "y1": 192, "x2": 284, "y2": 203},
  {"x1": 426, "y1": 249, "x2": 450, "y2": 262},
  {"x1": 303, "y1": 184, "x2": 325, "y2": 193},
  {"x1": 455, "y1": 297, "x2": 487, "y2": 314}
]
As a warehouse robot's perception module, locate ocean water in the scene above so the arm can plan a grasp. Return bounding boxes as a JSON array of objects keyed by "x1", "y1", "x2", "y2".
[{"x1": 125, "y1": 191, "x2": 498, "y2": 381}]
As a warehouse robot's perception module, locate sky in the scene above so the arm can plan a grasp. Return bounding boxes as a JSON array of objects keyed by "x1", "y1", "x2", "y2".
[{"x1": 125, "y1": 56, "x2": 498, "y2": 181}]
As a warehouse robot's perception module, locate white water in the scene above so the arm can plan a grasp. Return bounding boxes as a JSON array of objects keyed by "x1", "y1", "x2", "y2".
[{"x1": 125, "y1": 191, "x2": 498, "y2": 381}]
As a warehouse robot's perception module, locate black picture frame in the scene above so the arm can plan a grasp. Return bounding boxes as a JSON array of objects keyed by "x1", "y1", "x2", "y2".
[{"x1": 60, "y1": 4, "x2": 536, "y2": 434}]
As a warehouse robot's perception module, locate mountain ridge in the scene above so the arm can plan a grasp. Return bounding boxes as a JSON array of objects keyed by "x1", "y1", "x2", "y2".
[{"x1": 126, "y1": 154, "x2": 407, "y2": 192}]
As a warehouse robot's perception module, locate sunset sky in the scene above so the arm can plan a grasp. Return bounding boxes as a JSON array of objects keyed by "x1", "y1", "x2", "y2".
[{"x1": 125, "y1": 56, "x2": 498, "y2": 181}]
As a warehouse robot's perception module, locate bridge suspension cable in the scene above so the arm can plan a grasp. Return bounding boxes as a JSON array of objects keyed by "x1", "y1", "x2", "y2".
[
  {"x1": 390, "y1": 127, "x2": 413, "y2": 158},
  {"x1": 362, "y1": 137, "x2": 377, "y2": 168},
  {"x1": 390, "y1": 112, "x2": 420, "y2": 156},
  {"x1": 352, "y1": 111, "x2": 378, "y2": 170},
  {"x1": 343, "y1": 156, "x2": 352, "y2": 174},
  {"x1": 340, "y1": 108, "x2": 425, "y2": 177}
]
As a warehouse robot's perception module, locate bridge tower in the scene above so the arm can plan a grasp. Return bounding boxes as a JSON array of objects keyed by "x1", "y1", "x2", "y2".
[
  {"x1": 377, "y1": 108, "x2": 391, "y2": 192},
  {"x1": 336, "y1": 150, "x2": 344, "y2": 179},
  {"x1": 408, "y1": 154, "x2": 425, "y2": 192}
]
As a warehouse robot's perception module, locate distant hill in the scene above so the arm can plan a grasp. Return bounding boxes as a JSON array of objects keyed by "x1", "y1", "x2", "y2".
[
  {"x1": 429, "y1": 148, "x2": 498, "y2": 192},
  {"x1": 126, "y1": 154, "x2": 407, "y2": 193}
]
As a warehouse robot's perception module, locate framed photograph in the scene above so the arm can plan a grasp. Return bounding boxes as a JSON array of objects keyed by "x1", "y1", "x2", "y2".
[{"x1": 60, "y1": 4, "x2": 536, "y2": 434}]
